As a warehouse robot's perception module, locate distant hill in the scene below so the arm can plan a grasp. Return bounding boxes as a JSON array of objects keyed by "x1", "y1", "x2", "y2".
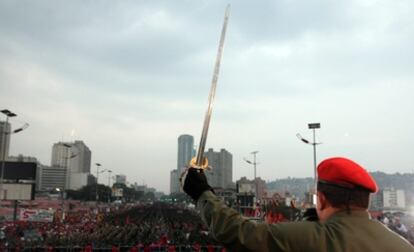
[
  {"x1": 371, "y1": 171, "x2": 414, "y2": 193},
  {"x1": 266, "y1": 172, "x2": 414, "y2": 203},
  {"x1": 266, "y1": 177, "x2": 314, "y2": 200}
]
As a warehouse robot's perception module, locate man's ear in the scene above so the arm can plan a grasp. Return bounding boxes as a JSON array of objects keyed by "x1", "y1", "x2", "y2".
[{"x1": 317, "y1": 191, "x2": 328, "y2": 211}]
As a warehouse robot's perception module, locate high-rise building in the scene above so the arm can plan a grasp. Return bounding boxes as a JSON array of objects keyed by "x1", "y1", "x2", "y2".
[
  {"x1": 52, "y1": 141, "x2": 91, "y2": 173},
  {"x1": 170, "y1": 134, "x2": 195, "y2": 194},
  {"x1": 38, "y1": 165, "x2": 66, "y2": 191},
  {"x1": 70, "y1": 141, "x2": 92, "y2": 173},
  {"x1": 51, "y1": 140, "x2": 91, "y2": 190},
  {"x1": 370, "y1": 188, "x2": 406, "y2": 211},
  {"x1": 0, "y1": 121, "x2": 11, "y2": 159},
  {"x1": 204, "y1": 148, "x2": 233, "y2": 189},
  {"x1": 70, "y1": 173, "x2": 95, "y2": 190},
  {"x1": 170, "y1": 169, "x2": 179, "y2": 194},
  {"x1": 177, "y1": 134, "x2": 194, "y2": 173},
  {"x1": 383, "y1": 188, "x2": 406, "y2": 210}
]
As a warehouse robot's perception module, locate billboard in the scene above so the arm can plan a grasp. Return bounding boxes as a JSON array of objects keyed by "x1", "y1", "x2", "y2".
[
  {"x1": 0, "y1": 183, "x2": 33, "y2": 200},
  {"x1": 19, "y1": 209, "x2": 54, "y2": 222},
  {"x1": 0, "y1": 161, "x2": 37, "y2": 180},
  {"x1": 112, "y1": 188, "x2": 123, "y2": 197}
]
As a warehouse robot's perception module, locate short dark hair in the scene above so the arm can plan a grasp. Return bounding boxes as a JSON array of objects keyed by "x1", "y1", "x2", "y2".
[{"x1": 317, "y1": 181, "x2": 370, "y2": 209}]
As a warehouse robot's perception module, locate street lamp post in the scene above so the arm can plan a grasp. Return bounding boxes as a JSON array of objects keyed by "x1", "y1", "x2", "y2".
[
  {"x1": 108, "y1": 170, "x2": 112, "y2": 187},
  {"x1": 244, "y1": 151, "x2": 259, "y2": 202},
  {"x1": 62, "y1": 144, "x2": 78, "y2": 194},
  {"x1": 95, "y1": 167, "x2": 110, "y2": 203},
  {"x1": 60, "y1": 143, "x2": 77, "y2": 215},
  {"x1": 0, "y1": 109, "x2": 29, "y2": 201},
  {"x1": 56, "y1": 188, "x2": 64, "y2": 219},
  {"x1": 296, "y1": 123, "x2": 321, "y2": 193},
  {"x1": 107, "y1": 170, "x2": 112, "y2": 203},
  {"x1": 95, "y1": 163, "x2": 101, "y2": 203}
]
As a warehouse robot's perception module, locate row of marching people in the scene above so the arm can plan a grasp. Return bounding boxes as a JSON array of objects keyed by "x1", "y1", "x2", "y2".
[{"x1": 0, "y1": 202, "x2": 226, "y2": 250}]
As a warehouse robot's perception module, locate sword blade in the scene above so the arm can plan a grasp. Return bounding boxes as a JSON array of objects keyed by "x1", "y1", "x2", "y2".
[{"x1": 195, "y1": 5, "x2": 230, "y2": 167}]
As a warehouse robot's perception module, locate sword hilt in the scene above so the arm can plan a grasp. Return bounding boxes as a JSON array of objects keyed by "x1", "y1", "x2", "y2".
[{"x1": 189, "y1": 156, "x2": 209, "y2": 170}]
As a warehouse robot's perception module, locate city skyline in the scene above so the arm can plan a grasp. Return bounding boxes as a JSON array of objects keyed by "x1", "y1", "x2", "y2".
[{"x1": 1, "y1": 1, "x2": 414, "y2": 193}]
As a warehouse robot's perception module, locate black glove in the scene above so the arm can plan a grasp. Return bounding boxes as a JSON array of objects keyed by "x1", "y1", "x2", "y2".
[
  {"x1": 182, "y1": 168, "x2": 213, "y2": 201},
  {"x1": 302, "y1": 208, "x2": 319, "y2": 221}
]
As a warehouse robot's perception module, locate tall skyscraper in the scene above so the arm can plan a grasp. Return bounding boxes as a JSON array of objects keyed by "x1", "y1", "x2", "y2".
[
  {"x1": 177, "y1": 134, "x2": 194, "y2": 173},
  {"x1": 0, "y1": 121, "x2": 11, "y2": 159},
  {"x1": 51, "y1": 140, "x2": 91, "y2": 190},
  {"x1": 51, "y1": 141, "x2": 91, "y2": 173},
  {"x1": 170, "y1": 169, "x2": 179, "y2": 194},
  {"x1": 170, "y1": 134, "x2": 195, "y2": 194},
  {"x1": 70, "y1": 141, "x2": 92, "y2": 173},
  {"x1": 204, "y1": 148, "x2": 233, "y2": 189}
]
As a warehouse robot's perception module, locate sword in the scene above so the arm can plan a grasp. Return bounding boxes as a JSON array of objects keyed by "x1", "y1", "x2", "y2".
[{"x1": 189, "y1": 4, "x2": 230, "y2": 169}]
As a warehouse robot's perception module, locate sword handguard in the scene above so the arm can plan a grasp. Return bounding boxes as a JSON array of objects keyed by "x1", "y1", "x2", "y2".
[{"x1": 189, "y1": 157, "x2": 209, "y2": 170}]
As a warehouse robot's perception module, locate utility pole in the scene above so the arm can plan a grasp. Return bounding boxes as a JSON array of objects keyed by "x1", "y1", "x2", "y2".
[
  {"x1": 297, "y1": 123, "x2": 321, "y2": 204},
  {"x1": 95, "y1": 163, "x2": 101, "y2": 203},
  {"x1": 244, "y1": 151, "x2": 259, "y2": 202}
]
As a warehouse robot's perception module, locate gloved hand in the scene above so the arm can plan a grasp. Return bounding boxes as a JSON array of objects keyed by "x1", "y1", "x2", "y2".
[{"x1": 182, "y1": 168, "x2": 213, "y2": 201}]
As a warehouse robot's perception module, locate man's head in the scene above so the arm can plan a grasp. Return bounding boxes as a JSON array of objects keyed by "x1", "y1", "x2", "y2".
[{"x1": 315, "y1": 157, "x2": 378, "y2": 222}]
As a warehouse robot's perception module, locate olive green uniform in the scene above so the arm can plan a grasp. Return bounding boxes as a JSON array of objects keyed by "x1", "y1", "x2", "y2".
[{"x1": 197, "y1": 191, "x2": 414, "y2": 252}]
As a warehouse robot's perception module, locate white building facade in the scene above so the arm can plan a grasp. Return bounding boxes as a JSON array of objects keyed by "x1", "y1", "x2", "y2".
[
  {"x1": 383, "y1": 188, "x2": 406, "y2": 210},
  {"x1": 204, "y1": 148, "x2": 233, "y2": 189},
  {"x1": 51, "y1": 141, "x2": 92, "y2": 190},
  {"x1": 38, "y1": 165, "x2": 66, "y2": 191}
]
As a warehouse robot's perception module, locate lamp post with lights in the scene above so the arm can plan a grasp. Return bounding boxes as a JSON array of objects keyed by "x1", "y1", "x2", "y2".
[
  {"x1": 95, "y1": 163, "x2": 102, "y2": 203},
  {"x1": 0, "y1": 109, "x2": 29, "y2": 201},
  {"x1": 62, "y1": 143, "x2": 78, "y2": 195},
  {"x1": 244, "y1": 151, "x2": 259, "y2": 201},
  {"x1": 297, "y1": 123, "x2": 321, "y2": 193},
  {"x1": 107, "y1": 170, "x2": 112, "y2": 202}
]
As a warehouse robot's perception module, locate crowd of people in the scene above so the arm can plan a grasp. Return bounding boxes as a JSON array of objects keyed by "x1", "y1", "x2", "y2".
[
  {"x1": 1, "y1": 200, "x2": 413, "y2": 251},
  {"x1": 0, "y1": 202, "x2": 224, "y2": 251},
  {"x1": 377, "y1": 212, "x2": 414, "y2": 244}
]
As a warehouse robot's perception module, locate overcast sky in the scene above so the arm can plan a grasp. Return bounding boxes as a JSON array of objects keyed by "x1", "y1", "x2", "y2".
[{"x1": 1, "y1": 0, "x2": 413, "y2": 193}]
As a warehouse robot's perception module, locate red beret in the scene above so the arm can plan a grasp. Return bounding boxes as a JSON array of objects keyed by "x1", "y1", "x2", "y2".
[{"x1": 317, "y1": 157, "x2": 378, "y2": 193}]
